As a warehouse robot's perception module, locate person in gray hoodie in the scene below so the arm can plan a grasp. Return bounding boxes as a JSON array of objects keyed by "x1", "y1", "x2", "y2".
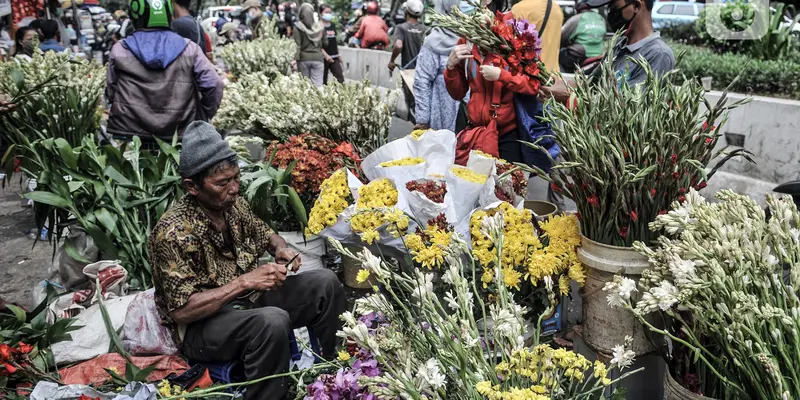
[
  {"x1": 412, "y1": 0, "x2": 463, "y2": 132},
  {"x1": 106, "y1": 0, "x2": 223, "y2": 142}
]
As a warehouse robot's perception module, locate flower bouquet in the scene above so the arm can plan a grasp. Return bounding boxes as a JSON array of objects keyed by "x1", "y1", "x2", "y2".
[
  {"x1": 605, "y1": 190, "x2": 800, "y2": 399},
  {"x1": 536, "y1": 49, "x2": 752, "y2": 247},
  {"x1": 405, "y1": 179, "x2": 449, "y2": 228},
  {"x1": 429, "y1": 1, "x2": 551, "y2": 86}
]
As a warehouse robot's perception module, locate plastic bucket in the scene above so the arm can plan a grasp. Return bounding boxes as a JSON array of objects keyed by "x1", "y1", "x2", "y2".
[
  {"x1": 278, "y1": 231, "x2": 325, "y2": 271},
  {"x1": 342, "y1": 244, "x2": 375, "y2": 289},
  {"x1": 664, "y1": 371, "x2": 717, "y2": 400},
  {"x1": 578, "y1": 234, "x2": 658, "y2": 356}
]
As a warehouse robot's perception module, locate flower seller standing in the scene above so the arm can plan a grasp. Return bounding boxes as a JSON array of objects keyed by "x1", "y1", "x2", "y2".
[{"x1": 149, "y1": 121, "x2": 346, "y2": 400}]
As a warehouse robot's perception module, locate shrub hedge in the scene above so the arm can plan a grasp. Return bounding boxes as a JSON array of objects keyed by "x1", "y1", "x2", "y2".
[{"x1": 671, "y1": 42, "x2": 800, "y2": 99}]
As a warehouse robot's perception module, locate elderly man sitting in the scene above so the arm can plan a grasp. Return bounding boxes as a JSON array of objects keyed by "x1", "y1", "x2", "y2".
[{"x1": 148, "y1": 121, "x2": 346, "y2": 399}]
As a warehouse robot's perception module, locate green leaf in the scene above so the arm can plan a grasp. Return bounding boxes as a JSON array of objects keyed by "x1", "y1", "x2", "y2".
[
  {"x1": 23, "y1": 191, "x2": 72, "y2": 208},
  {"x1": 104, "y1": 166, "x2": 132, "y2": 185},
  {"x1": 6, "y1": 304, "x2": 26, "y2": 323},
  {"x1": 10, "y1": 69, "x2": 24, "y2": 92},
  {"x1": 96, "y1": 279, "x2": 132, "y2": 362},
  {"x1": 83, "y1": 222, "x2": 119, "y2": 259},
  {"x1": 94, "y1": 208, "x2": 118, "y2": 234},
  {"x1": 54, "y1": 138, "x2": 78, "y2": 169},
  {"x1": 68, "y1": 181, "x2": 85, "y2": 193},
  {"x1": 287, "y1": 187, "x2": 308, "y2": 227}
]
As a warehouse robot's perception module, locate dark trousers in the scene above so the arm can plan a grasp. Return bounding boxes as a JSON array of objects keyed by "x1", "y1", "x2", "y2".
[
  {"x1": 324, "y1": 58, "x2": 345, "y2": 85},
  {"x1": 181, "y1": 269, "x2": 346, "y2": 399}
]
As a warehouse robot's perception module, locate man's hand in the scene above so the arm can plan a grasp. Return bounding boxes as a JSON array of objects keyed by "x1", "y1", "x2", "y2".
[
  {"x1": 325, "y1": 55, "x2": 334, "y2": 64},
  {"x1": 387, "y1": 62, "x2": 396, "y2": 72},
  {"x1": 291, "y1": 60, "x2": 298, "y2": 72},
  {"x1": 239, "y1": 263, "x2": 288, "y2": 291},
  {"x1": 447, "y1": 44, "x2": 473, "y2": 70},
  {"x1": 275, "y1": 247, "x2": 302, "y2": 272},
  {"x1": 480, "y1": 65, "x2": 501, "y2": 82},
  {"x1": 538, "y1": 79, "x2": 572, "y2": 104}
]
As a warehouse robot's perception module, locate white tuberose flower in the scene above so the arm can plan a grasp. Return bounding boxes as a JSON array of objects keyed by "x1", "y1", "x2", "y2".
[
  {"x1": 603, "y1": 276, "x2": 637, "y2": 308},
  {"x1": 611, "y1": 344, "x2": 636, "y2": 370},
  {"x1": 651, "y1": 281, "x2": 679, "y2": 311},
  {"x1": 417, "y1": 358, "x2": 447, "y2": 390}
]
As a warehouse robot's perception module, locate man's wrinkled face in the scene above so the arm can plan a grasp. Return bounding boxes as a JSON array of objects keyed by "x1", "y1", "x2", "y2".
[{"x1": 187, "y1": 163, "x2": 241, "y2": 212}]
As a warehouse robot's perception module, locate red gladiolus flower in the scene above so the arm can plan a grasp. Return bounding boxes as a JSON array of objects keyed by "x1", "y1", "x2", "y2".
[
  {"x1": 551, "y1": 182, "x2": 562, "y2": 193},
  {"x1": 679, "y1": 188, "x2": 686, "y2": 194},
  {"x1": 587, "y1": 194, "x2": 599, "y2": 207},
  {"x1": 0, "y1": 344, "x2": 13, "y2": 361},
  {"x1": 679, "y1": 195, "x2": 687, "y2": 203},
  {"x1": 17, "y1": 342, "x2": 33, "y2": 354},
  {"x1": 3, "y1": 362, "x2": 17, "y2": 374},
  {"x1": 524, "y1": 63, "x2": 540, "y2": 77},
  {"x1": 630, "y1": 211, "x2": 638, "y2": 222},
  {"x1": 705, "y1": 138, "x2": 713, "y2": 144},
  {"x1": 575, "y1": 212, "x2": 581, "y2": 220},
  {"x1": 670, "y1": 154, "x2": 678, "y2": 164},
  {"x1": 672, "y1": 171, "x2": 680, "y2": 180},
  {"x1": 492, "y1": 22, "x2": 514, "y2": 41},
  {"x1": 622, "y1": 150, "x2": 630, "y2": 160},
  {"x1": 696, "y1": 181, "x2": 708, "y2": 190},
  {"x1": 650, "y1": 189, "x2": 656, "y2": 197},
  {"x1": 619, "y1": 226, "x2": 629, "y2": 238}
]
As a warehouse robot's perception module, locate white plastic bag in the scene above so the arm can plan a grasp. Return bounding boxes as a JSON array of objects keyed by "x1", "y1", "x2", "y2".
[
  {"x1": 122, "y1": 289, "x2": 179, "y2": 356},
  {"x1": 361, "y1": 130, "x2": 456, "y2": 181},
  {"x1": 404, "y1": 179, "x2": 448, "y2": 226},
  {"x1": 444, "y1": 166, "x2": 492, "y2": 225},
  {"x1": 52, "y1": 294, "x2": 137, "y2": 364}
]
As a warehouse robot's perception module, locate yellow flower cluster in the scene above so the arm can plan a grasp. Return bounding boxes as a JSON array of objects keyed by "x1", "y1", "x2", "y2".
[
  {"x1": 356, "y1": 269, "x2": 371, "y2": 283},
  {"x1": 470, "y1": 206, "x2": 584, "y2": 294},
  {"x1": 350, "y1": 179, "x2": 409, "y2": 244},
  {"x1": 380, "y1": 157, "x2": 425, "y2": 167},
  {"x1": 307, "y1": 169, "x2": 351, "y2": 236},
  {"x1": 451, "y1": 166, "x2": 488, "y2": 184},
  {"x1": 404, "y1": 226, "x2": 452, "y2": 269},
  {"x1": 476, "y1": 345, "x2": 611, "y2": 399},
  {"x1": 471, "y1": 203, "x2": 539, "y2": 289},
  {"x1": 158, "y1": 380, "x2": 188, "y2": 399},
  {"x1": 473, "y1": 150, "x2": 497, "y2": 159},
  {"x1": 410, "y1": 129, "x2": 429, "y2": 140}
]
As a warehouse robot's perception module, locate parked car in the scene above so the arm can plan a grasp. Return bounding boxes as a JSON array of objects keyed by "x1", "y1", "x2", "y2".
[
  {"x1": 200, "y1": 6, "x2": 242, "y2": 23},
  {"x1": 652, "y1": 1, "x2": 704, "y2": 29}
]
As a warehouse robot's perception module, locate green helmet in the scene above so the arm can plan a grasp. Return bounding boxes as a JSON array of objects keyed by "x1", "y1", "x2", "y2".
[{"x1": 128, "y1": 0, "x2": 174, "y2": 30}]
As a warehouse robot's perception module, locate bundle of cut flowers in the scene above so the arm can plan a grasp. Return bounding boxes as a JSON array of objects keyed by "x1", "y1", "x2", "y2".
[
  {"x1": 537, "y1": 49, "x2": 752, "y2": 247},
  {"x1": 0, "y1": 51, "x2": 105, "y2": 149},
  {"x1": 429, "y1": 0, "x2": 551, "y2": 87},
  {"x1": 217, "y1": 38, "x2": 295, "y2": 79},
  {"x1": 213, "y1": 74, "x2": 395, "y2": 156},
  {"x1": 604, "y1": 189, "x2": 800, "y2": 399},
  {"x1": 300, "y1": 224, "x2": 639, "y2": 399}
]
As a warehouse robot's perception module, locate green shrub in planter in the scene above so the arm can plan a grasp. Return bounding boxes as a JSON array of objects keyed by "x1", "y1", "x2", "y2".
[{"x1": 672, "y1": 42, "x2": 800, "y2": 98}]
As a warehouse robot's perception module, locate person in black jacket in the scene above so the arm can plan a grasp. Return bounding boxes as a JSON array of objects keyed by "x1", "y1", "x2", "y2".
[{"x1": 320, "y1": 5, "x2": 344, "y2": 84}]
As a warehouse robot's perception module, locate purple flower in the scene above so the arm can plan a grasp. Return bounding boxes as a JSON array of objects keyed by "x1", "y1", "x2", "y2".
[{"x1": 353, "y1": 357, "x2": 382, "y2": 377}]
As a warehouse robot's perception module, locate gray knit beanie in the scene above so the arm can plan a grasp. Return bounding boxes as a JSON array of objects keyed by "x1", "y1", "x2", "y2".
[{"x1": 179, "y1": 121, "x2": 238, "y2": 178}]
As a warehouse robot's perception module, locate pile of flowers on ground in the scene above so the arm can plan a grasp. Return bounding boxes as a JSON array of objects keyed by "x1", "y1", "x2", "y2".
[
  {"x1": 214, "y1": 74, "x2": 396, "y2": 156},
  {"x1": 217, "y1": 38, "x2": 295, "y2": 79},
  {"x1": 605, "y1": 189, "x2": 800, "y2": 398}
]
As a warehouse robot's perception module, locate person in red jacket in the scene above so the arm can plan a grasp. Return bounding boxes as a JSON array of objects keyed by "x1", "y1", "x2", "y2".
[
  {"x1": 444, "y1": 0, "x2": 541, "y2": 164},
  {"x1": 356, "y1": 1, "x2": 390, "y2": 49}
]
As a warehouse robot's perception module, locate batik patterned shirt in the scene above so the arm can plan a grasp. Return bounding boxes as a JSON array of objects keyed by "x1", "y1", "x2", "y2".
[{"x1": 148, "y1": 195, "x2": 274, "y2": 346}]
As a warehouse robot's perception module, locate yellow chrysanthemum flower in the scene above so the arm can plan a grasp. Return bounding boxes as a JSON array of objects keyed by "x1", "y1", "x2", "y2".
[
  {"x1": 355, "y1": 269, "x2": 371, "y2": 283},
  {"x1": 338, "y1": 351, "x2": 351, "y2": 361},
  {"x1": 361, "y1": 230, "x2": 380, "y2": 245},
  {"x1": 450, "y1": 166, "x2": 488, "y2": 184},
  {"x1": 380, "y1": 157, "x2": 425, "y2": 167}
]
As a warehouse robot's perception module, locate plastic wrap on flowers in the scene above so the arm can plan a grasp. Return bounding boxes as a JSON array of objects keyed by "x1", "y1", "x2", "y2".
[
  {"x1": 372, "y1": 157, "x2": 427, "y2": 188},
  {"x1": 466, "y1": 150, "x2": 498, "y2": 177},
  {"x1": 454, "y1": 201, "x2": 505, "y2": 250},
  {"x1": 444, "y1": 165, "x2": 491, "y2": 225},
  {"x1": 404, "y1": 178, "x2": 448, "y2": 227},
  {"x1": 479, "y1": 175, "x2": 525, "y2": 209},
  {"x1": 361, "y1": 130, "x2": 456, "y2": 182}
]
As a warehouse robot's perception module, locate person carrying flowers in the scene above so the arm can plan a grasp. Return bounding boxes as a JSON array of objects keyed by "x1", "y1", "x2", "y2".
[{"x1": 444, "y1": 0, "x2": 545, "y2": 164}]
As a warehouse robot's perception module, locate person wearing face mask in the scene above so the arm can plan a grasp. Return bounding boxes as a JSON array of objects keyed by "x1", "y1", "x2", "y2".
[
  {"x1": 243, "y1": 0, "x2": 273, "y2": 39},
  {"x1": 319, "y1": 5, "x2": 345, "y2": 84},
  {"x1": 539, "y1": 0, "x2": 674, "y2": 101},
  {"x1": 445, "y1": 0, "x2": 543, "y2": 164},
  {"x1": 12, "y1": 27, "x2": 38, "y2": 62}
]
